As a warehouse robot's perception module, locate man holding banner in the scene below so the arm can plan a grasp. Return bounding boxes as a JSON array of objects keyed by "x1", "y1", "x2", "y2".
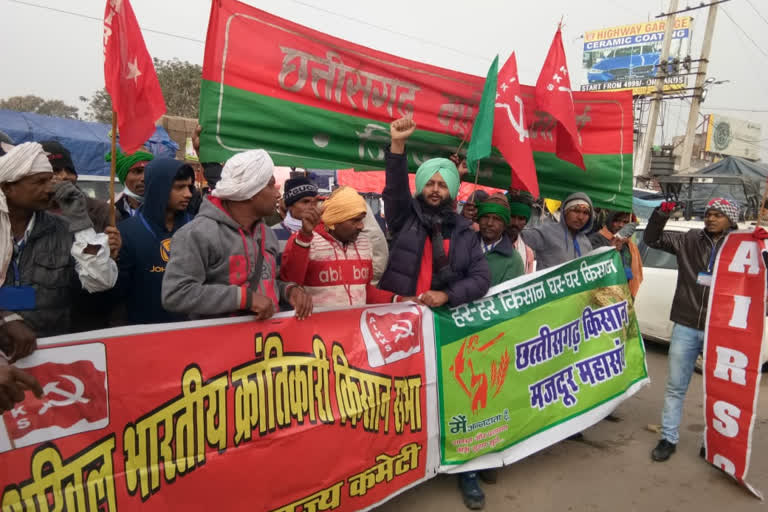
[
  {"x1": 162, "y1": 149, "x2": 313, "y2": 321},
  {"x1": 378, "y1": 117, "x2": 490, "y2": 310},
  {"x1": 644, "y1": 198, "x2": 739, "y2": 461},
  {"x1": 379, "y1": 117, "x2": 490, "y2": 509}
]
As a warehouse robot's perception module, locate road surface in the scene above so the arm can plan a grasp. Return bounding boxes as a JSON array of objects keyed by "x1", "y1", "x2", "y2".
[{"x1": 378, "y1": 342, "x2": 768, "y2": 511}]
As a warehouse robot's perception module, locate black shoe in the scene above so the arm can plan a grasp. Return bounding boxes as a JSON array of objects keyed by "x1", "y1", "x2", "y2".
[
  {"x1": 567, "y1": 432, "x2": 584, "y2": 440},
  {"x1": 459, "y1": 472, "x2": 485, "y2": 510},
  {"x1": 700, "y1": 445, "x2": 706, "y2": 459},
  {"x1": 762, "y1": 362, "x2": 768, "y2": 373},
  {"x1": 651, "y1": 439, "x2": 677, "y2": 462},
  {"x1": 478, "y1": 468, "x2": 498, "y2": 485}
]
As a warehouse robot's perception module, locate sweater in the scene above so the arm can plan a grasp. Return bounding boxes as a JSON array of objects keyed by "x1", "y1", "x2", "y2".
[
  {"x1": 483, "y1": 234, "x2": 525, "y2": 287},
  {"x1": 162, "y1": 197, "x2": 294, "y2": 317},
  {"x1": 280, "y1": 225, "x2": 394, "y2": 308},
  {"x1": 520, "y1": 192, "x2": 595, "y2": 270}
]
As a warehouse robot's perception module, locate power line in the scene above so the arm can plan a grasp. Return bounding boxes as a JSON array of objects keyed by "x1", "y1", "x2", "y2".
[
  {"x1": 8, "y1": 0, "x2": 205, "y2": 43},
  {"x1": 721, "y1": 6, "x2": 768, "y2": 60},
  {"x1": 285, "y1": 0, "x2": 488, "y2": 61},
  {"x1": 705, "y1": 106, "x2": 768, "y2": 112},
  {"x1": 746, "y1": 0, "x2": 768, "y2": 27}
]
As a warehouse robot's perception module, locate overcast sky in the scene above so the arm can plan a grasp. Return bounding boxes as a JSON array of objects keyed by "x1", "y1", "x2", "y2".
[{"x1": 2, "y1": 0, "x2": 767, "y2": 158}]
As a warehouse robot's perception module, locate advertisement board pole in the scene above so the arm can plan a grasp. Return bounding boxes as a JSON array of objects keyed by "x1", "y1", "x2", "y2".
[
  {"x1": 678, "y1": 3, "x2": 720, "y2": 171},
  {"x1": 638, "y1": 0, "x2": 679, "y2": 179}
]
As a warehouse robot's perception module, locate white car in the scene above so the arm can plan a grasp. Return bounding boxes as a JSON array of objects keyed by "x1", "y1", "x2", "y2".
[
  {"x1": 78, "y1": 175, "x2": 124, "y2": 202},
  {"x1": 633, "y1": 219, "x2": 768, "y2": 366},
  {"x1": 633, "y1": 219, "x2": 704, "y2": 344}
]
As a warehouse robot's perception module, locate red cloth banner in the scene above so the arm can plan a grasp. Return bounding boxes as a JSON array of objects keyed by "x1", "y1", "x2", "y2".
[
  {"x1": 0, "y1": 305, "x2": 437, "y2": 511},
  {"x1": 704, "y1": 232, "x2": 766, "y2": 499}
]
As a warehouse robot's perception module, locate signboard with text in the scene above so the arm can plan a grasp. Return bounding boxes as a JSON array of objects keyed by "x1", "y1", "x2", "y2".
[{"x1": 580, "y1": 17, "x2": 692, "y2": 95}]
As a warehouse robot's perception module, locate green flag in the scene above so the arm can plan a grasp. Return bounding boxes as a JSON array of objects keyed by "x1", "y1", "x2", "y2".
[{"x1": 466, "y1": 55, "x2": 499, "y2": 173}]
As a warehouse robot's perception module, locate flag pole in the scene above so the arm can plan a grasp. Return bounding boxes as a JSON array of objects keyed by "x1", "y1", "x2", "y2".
[
  {"x1": 469, "y1": 161, "x2": 481, "y2": 203},
  {"x1": 109, "y1": 111, "x2": 117, "y2": 226},
  {"x1": 755, "y1": 178, "x2": 768, "y2": 229}
]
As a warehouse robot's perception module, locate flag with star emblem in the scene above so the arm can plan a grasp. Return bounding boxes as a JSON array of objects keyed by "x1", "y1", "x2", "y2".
[
  {"x1": 466, "y1": 56, "x2": 498, "y2": 173},
  {"x1": 493, "y1": 52, "x2": 539, "y2": 196},
  {"x1": 535, "y1": 27, "x2": 585, "y2": 170},
  {"x1": 103, "y1": 0, "x2": 166, "y2": 154}
]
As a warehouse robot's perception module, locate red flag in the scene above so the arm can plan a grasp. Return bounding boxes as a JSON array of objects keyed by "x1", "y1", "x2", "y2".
[
  {"x1": 103, "y1": 0, "x2": 166, "y2": 154},
  {"x1": 0, "y1": 344, "x2": 108, "y2": 452},
  {"x1": 535, "y1": 28, "x2": 585, "y2": 170},
  {"x1": 493, "y1": 52, "x2": 539, "y2": 196}
]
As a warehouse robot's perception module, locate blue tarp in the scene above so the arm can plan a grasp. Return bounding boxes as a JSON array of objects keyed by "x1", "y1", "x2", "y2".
[{"x1": 0, "y1": 110, "x2": 178, "y2": 176}]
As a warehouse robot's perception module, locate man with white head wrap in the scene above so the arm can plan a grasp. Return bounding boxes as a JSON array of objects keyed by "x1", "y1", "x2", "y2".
[
  {"x1": 162, "y1": 149, "x2": 312, "y2": 320},
  {"x1": 0, "y1": 142, "x2": 119, "y2": 337}
]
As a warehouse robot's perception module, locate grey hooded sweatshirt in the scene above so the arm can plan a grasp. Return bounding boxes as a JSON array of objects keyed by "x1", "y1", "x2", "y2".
[
  {"x1": 161, "y1": 197, "x2": 293, "y2": 317},
  {"x1": 521, "y1": 192, "x2": 595, "y2": 270}
]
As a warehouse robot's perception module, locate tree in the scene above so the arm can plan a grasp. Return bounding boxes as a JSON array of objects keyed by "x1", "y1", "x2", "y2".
[
  {"x1": 85, "y1": 58, "x2": 202, "y2": 123},
  {"x1": 0, "y1": 95, "x2": 80, "y2": 119}
]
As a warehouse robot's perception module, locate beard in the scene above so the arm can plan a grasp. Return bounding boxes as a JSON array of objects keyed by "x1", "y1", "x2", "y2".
[{"x1": 418, "y1": 194, "x2": 453, "y2": 214}]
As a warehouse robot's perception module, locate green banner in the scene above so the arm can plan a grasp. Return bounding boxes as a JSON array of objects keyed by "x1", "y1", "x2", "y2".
[{"x1": 434, "y1": 249, "x2": 648, "y2": 467}]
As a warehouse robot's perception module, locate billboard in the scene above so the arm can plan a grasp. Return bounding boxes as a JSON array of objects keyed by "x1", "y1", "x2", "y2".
[
  {"x1": 705, "y1": 114, "x2": 763, "y2": 160},
  {"x1": 580, "y1": 17, "x2": 692, "y2": 95}
]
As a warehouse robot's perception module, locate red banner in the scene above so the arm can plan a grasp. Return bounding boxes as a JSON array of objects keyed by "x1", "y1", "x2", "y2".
[
  {"x1": 0, "y1": 305, "x2": 437, "y2": 511},
  {"x1": 704, "y1": 232, "x2": 765, "y2": 499},
  {"x1": 201, "y1": 0, "x2": 630, "y2": 156}
]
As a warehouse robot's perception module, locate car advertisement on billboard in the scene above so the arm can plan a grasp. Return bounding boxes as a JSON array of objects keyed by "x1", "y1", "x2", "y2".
[{"x1": 580, "y1": 17, "x2": 692, "y2": 95}]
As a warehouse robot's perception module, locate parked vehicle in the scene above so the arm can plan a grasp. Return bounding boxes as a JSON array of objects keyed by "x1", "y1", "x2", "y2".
[
  {"x1": 633, "y1": 219, "x2": 768, "y2": 371},
  {"x1": 78, "y1": 175, "x2": 124, "y2": 202},
  {"x1": 634, "y1": 219, "x2": 702, "y2": 344}
]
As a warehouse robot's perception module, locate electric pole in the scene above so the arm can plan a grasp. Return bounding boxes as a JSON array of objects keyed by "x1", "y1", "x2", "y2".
[
  {"x1": 638, "y1": 0, "x2": 679, "y2": 179},
  {"x1": 678, "y1": 3, "x2": 719, "y2": 171}
]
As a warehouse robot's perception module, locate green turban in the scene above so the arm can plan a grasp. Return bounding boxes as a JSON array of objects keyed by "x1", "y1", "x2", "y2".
[
  {"x1": 105, "y1": 149, "x2": 154, "y2": 184},
  {"x1": 415, "y1": 158, "x2": 460, "y2": 199},
  {"x1": 507, "y1": 193, "x2": 532, "y2": 221},
  {"x1": 477, "y1": 201, "x2": 511, "y2": 225}
]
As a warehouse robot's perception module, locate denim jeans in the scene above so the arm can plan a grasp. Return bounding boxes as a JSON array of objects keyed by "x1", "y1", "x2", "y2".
[{"x1": 660, "y1": 323, "x2": 705, "y2": 444}]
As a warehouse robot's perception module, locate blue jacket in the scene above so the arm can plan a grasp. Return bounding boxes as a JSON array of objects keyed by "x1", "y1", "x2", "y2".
[
  {"x1": 116, "y1": 158, "x2": 192, "y2": 325},
  {"x1": 378, "y1": 149, "x2": 490, "y2": 306}
]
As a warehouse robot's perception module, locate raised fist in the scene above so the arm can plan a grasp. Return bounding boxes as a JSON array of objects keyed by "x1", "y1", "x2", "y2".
[{"x1": 390, "y1": 117, "x2": 416, "y2": 141}]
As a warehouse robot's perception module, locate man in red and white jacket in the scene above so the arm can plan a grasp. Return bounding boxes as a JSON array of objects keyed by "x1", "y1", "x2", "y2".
[{"x1": 280, "y1": 186, "x2": 408, "y2": 308}]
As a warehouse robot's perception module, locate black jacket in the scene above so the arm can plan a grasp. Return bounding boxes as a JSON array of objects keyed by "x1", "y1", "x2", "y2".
[
  {"x1": 643, "y1": 209, "x2": 729, "y2": 330},
  {"x1": 378, "y1": 149, "x2": 490, "y2": 306},
  {"x1": 2, "y1": 212, "x2": 79, "y2": 337}
]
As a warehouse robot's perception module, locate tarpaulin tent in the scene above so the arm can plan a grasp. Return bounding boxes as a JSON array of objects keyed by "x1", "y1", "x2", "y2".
[
  {"x1": 0, "y1": 110, "x2": 178, "y2": 176},
  {"x1": 336, "y1": 169, "x2": 505, "y2": 203},
  {"x1": 681, "y1": 156, "x2": 767, "y2": 218}
]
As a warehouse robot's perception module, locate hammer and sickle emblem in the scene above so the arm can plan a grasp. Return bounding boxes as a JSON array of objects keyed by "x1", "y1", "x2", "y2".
[
  {"x1": 390, "y1": 320, "x2": 414, "y2": 344},
  {"x1": 38, "y1": 375, "x2": 90, "y2": 415}
]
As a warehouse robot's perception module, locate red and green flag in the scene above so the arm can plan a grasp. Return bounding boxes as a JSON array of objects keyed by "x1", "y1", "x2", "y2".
[{"x1": 200, "y1": 0, "x2": 634, "y2": 211}]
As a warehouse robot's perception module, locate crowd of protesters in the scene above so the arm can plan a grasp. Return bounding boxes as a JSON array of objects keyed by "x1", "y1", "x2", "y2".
[{"x1": 0, "y1": 115, "x2": 750, "y2": 509}]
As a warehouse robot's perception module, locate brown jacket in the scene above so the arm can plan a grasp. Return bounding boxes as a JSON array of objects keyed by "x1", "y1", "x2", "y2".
[{"x1": 643, "y1": 209, "x2": 729, "y2": 330}]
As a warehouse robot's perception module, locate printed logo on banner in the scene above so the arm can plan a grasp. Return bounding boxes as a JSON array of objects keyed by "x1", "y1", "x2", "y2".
[
  {"x1": 449, "y1": 332, "x2": 510, "y2": 414},
  {"x1": 360, "y1": 304, "x2": 422, "y2": 367},
  {"x1": 0, "y1": 343, "x2": 109, "y2": 453}
]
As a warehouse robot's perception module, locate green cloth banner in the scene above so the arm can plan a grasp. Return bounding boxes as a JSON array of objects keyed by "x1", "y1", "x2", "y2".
[{"x1": 433, "y1": 248, "x2": 649, "y2": 470}]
